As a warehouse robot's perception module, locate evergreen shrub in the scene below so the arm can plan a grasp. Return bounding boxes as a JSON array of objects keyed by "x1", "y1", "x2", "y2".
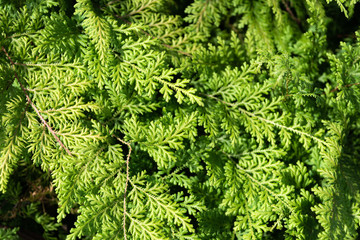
[{"x1": 1, "y1": 0, "x2": 360, "y2": 239}]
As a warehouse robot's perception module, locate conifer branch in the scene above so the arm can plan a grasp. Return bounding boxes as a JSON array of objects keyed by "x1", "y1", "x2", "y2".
[
  {"x1": 6, "y1": 32, "x2": 37, "y2": 39},
  {"x1": 95, "y1": 119, "x2": 132, "y2": 239},
  {"x1": 238, "y1": 163, "x2": 293, "y2": 211},
  {"x1": 15, "y1": 102, "x2": 29, "y2": 138},
  {"x1": 125, "y1": 212, "x2": 161, "y2": 239},
  {"x1": 106, "y1": 0, "x2": 120, "y2": 6},
  {"x1": 195, "y1": 0, "x2": 210, "y2": 32},
  {"x1": 243, "y1": 196, "x2": 256, "y2": 238},
  {"x1": 284, "y1": 82, "x2": 360, "y2": 98},
  {"x1": 113, "y1": 14, "x2": 193, "y2": 57},
  {"x1": 204, "y1": 93, "x2": 328, "y2": 146},
  {"x1": 14, "y1": 62, "x2": 85, "y2": 70},
  {"x1": 39, "y1": 104, "x2": 95, "y2": 114},
  {"x1": 1, "y1": 47, "x2": 73, "y2": 156},
  {"x1": 123, "y1": 0, "x2": 158, "y2": 17},
  {"x1": 225, "y1": 155, "x2": 294, "y2": 212}
]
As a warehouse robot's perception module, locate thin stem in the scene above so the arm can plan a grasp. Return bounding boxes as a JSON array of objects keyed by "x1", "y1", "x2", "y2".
[
  {"x1": 6, "y1": 32, "x2": 37, "y2": 39},
  {"x1": 113, "y1": 135, "x2": 132, "y2": 240},
  {"x1": 91, "y1": 117, "x2": 133, "y2": 239},
  {"x1": 329, "y1": 82, "x2": 360, "y2": 93},
  {"x1": 99, "y1": 117, "x2": 132, "y2": 239},
  {"x1": 2, "y1": 46, "x2": 72, "y2": 156},
  {"x1": 281, "y1": 0, "x2": 301, "y2": 26}
]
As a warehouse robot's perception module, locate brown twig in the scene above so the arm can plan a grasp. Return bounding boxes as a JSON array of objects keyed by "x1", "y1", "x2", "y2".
[
  {"x1": 2, "y1": 47, "x2": 72, "y2": 156},
  {"x1": 281, "y1": 0, "x2": 301, "y2": 26},
  {"x1": 316, "y1": 82, "x2": 360, "y2": 96},
  {"x1": 336, "y1": 33, "x2": 357, "y2": 39},
  {"x1": 329, "y1": 82, "x2": 360, "y2": 93},
  {"x1": 113, "y1": 135, "x2": 131, "y2": 240}
]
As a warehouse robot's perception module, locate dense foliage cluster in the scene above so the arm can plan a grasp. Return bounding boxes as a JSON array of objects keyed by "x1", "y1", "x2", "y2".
[{"x1": 1, "y1": 0, "x2": 360, "y2": 239}]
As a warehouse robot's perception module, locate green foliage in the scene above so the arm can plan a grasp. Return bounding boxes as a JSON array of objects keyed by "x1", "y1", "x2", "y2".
[
  {"x1": 1, "y1": 0, "x2": 360, "y2": 239},
  {"x1": 0, "y1": 227, "x2": 20, "y2": 240}
]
